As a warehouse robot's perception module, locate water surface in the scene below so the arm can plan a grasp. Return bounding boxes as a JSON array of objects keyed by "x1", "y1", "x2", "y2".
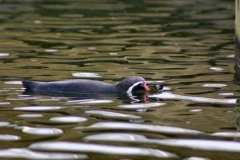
[{"x1": 0, "y1": 0, "x2": 237, "y2": 159}]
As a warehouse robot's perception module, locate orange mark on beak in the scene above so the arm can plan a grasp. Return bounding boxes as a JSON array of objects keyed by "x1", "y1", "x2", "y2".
[{"x1": 142, "y1": 81, "x2": 150, "y2": 91}]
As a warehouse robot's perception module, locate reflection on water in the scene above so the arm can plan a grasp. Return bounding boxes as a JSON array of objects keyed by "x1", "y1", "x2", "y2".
[
  {"x1": 83, "y1": 132, "x2": 240, "y2": 152},
  {"x1": 29, "y1": 141, "x2": 179, "y2": 158},
  {"x1": 0, "y1": 148, "x2": 88, "y2": 159},
  {"x1": 149, "y1": 91, "x2": 236, "y2": 104},
  {"x1": 0, "y1": 0, "x2": 237, "y2": 159}
]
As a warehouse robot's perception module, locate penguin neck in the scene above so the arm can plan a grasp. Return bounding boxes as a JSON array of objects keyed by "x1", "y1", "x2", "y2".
[{"x1": 126, "y1": 81, "x2": 143, "y2": 93}]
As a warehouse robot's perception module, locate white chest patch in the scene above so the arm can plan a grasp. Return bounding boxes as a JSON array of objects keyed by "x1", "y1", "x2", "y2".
[{"x1": 126, "y1": 81, "x2": 143, "y2": 93}]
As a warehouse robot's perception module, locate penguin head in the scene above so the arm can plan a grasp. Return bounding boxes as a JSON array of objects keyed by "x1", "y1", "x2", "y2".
[{"x1": 117, "y1": 76, "x2": 163, "y2": 93}]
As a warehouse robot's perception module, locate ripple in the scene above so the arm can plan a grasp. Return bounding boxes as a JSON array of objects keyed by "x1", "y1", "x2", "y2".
[
  {"x1": 183, "y1": 157, "x2": 211, "y2": 160},
  {"x1": 0, "y1": 148, "x2": 88, "y2": 159},
  {"x1": 211, "y1": 132, "x2": 240, "y2": 138},
  {"x1": 75, "y1": 122, "x2": 202, "y2": 134},
  {"x1": 87, "y1": 47, "x2": 96, "y2": 50},
  {"x1": 84, "y1": 133, "x2": 151, "y2": 142},
  {"x1": 22, "y1": 127, "x2": 63, "y2": 135},
  {"x1": 0, "y1": 53, "x2": 9, "y2": 56},
  {"x1": 34, "y1": 98, "x2": 61, "y2": 102},
  {"x1": 109, "y1": 52, "x2": 118, "y2": 56},
  {"x1": 0, "y1": 121, "x2": 10, "y2": 127},
  {"x1": 157, "y1": 139, "x2": 240, "y2": 152},
  {"x1": 118, "y1": 102, "x2": 166, "y2": 109},
  {"x1": 85, "y1": 110, "x2": 141, "y2": 119},
  {"x1": 0, "y1": 102, "x2": 10, "y2": 105},
  {"x1": 34, "y1": 20, "x2": 42, "y2": 24},
  {"x1": 71, "y1": 72, "x2": 101, "y2": 78},
  {"x1": 227, "y1": 54, "x2": 234, "y2": 58},
  {"x1": 84, "y1": 133, "x2": 240, "y2": 152},
  {"x1": 50, "y1": 116, "x2": 88, "y2": 123},
  {"x1": 189, "y1": 109, "x2": 202, "y2": 112},
  {"x1": 45, "y1": 49, "x2": 58, "y2": 53},
  {"x1": 17, "y1": 114, "x2": 44, "y2": 118},
  {"x1": 201, "y1": 84, "x2": 227, "y2": 87},
  {"x1": 14, "y1": 106, "x2": 64, "y2": 111},
  {"x1": 148, "y1": 92, "x2": 236, "y2": 104},
  {"x1": 4, "y1": 81, "x2": 22, "y2": 84},
  {"x1": 29, "y1": 141, "x2": 178, "y2": 158},
  {"x1": 209, "y1": 67, "x2": 224, "y2": 71},
  {"x1": 0, "y1": 134, "x2": 21, "y2": 141},
  {"x1": 218, "y1": 93, "x2": 234, "y2": 96},
  {"x1": 66, "y1": 99, "x2": 113, "y2": 105}
]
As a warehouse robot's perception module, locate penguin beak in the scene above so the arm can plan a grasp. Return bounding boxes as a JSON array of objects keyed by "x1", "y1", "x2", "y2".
[{"x1": 146, "y1": 82, "x2": 163, "y2": 91}]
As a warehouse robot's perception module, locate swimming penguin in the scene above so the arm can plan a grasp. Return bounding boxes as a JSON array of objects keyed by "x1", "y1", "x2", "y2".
[{"x1": 22, "y1": 76, "x2": 162, "y2": 94}]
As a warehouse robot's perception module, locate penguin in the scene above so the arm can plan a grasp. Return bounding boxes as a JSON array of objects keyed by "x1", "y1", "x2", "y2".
[{"x1": 22, "y1": 76, "x2": 163, "y2": 94}]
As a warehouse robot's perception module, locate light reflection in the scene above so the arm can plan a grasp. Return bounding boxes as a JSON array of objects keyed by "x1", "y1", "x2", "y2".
[
  {"x1": 0, "y1": 134, "x2": 21, "y2": 141},
  {"x1": 148, "y1": 92, "x2": 236, "y2": 104},
  {"x1": 0, "y1": 148, "x2": 88, "y2": 159},
  {"x1": 158, "y1": 139, "x2": 240, "y2": 152},
  {"x1": 50, "y1": 116, "x2": 88, "y2": 123},
  {"x1": 118, "y1": 102, "x2": 166, "y2": 109},
  {"x1": 211, "y1": 132, "x2": 240, "y2": 138},
  {"x1": 75, "y1": 122, "x2": 202, "y2": 134},
  {"x1": 84, "y1": 133, "x2": 240, "y2": 152},
  {"x1": 14, "y1": 106, "x2": 64, "y2": 111},
  {"x1": 201, "y1": 84, "x2": 227, "y2": 87},
  {"x1": 71, "y1": 72, "x2": 101, "y2": 78},
  {"x1": 29, "y1": 141, "x2": 178, "y2": 158},
  {"x1": 85, "y1": 110, "x2": 141, "y2": 119},
  {"x1": 65, "y1": 99, "x2": 113, "y2": 104},
  {"x1": 17, "y1": 114, "x2": 44, "y2": 118},
  {"x1": 22, "y1": 127, "x2": 63, "y2": 135}
]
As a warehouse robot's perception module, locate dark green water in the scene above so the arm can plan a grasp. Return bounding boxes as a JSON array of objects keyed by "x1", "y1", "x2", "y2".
[{"x1": 0, "y1": 0, "x2": 237, "y2": 159}]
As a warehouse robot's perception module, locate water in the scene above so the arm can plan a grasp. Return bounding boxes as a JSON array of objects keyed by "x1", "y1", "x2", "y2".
[{"x1": 0, "y1": 0, "x2": 237, "y2": 159}]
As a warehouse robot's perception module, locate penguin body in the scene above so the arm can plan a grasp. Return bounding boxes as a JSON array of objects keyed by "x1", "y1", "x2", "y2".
[{"x1": 22, "y1": 76, "x2": 161, "y2": 94}]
